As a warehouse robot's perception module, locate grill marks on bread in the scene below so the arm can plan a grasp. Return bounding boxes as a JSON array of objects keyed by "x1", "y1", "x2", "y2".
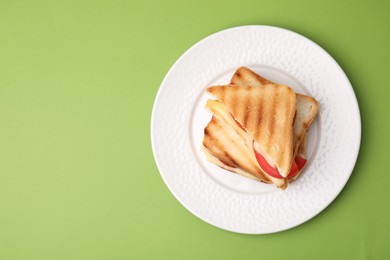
[
  {"x1": 207, "y1": 84, "x2": 296, "y2": 177},
  {"x1": 202, "y1": 67, "x2": 318, "y2": 188},
  {"x1": 230, "y1": 67, "x2": 318, "y2": 158},
  {"x1": 203, "y1": 116, "x2": 270, "y2": 182}
]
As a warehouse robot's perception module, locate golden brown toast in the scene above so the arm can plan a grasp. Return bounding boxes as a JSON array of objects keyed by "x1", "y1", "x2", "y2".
[
  {"x1": 231, "y1": 66, "x2": 272, "y2": 86},
  {"x1": 202, "y1": 108, "x2": 287, "y2": 189},
  {"x1": 230, "y1": 66, "x2": 318, "y2": 181},
  {"x1": 230, "y1": 66, "x2": 318, "y2": 158},
  {"x1": 293, "y1": 95, "x2": 318, "y2": 156},
  {"x1": 203, "y1": 116, "x2": 270, "y2": 182},
  {"x1": 203, "y1": 99, "x2": 288, "y2": 188},
  {"x1": 207, "y1": 84, "x2": 296, "y2": 178}
]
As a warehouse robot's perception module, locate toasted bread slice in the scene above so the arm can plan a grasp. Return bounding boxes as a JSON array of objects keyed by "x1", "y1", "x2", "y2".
[
  {"x1": 203, "y1": 116, "x2": 269, "y2": 182},
  {"x1": 207, "y1": 84, "x2": 296, "y2": 178},
  {"x1": 231, "y1": 66, "x2": 318, "y2": 158},
  {"x1": 202, "y1": 102, "x2": 287, "y2": 188},
  {"x1": 204, "y1": 99, "x2": 287, "y2": 188},
  {"x1": 231, "y1": 66, "x2": 273, "y2": 86},
  {"x1": 293, "y1": 95, "x2": 318, "y2": 156},
  {"x1": 230, "y1": 67, "x2": 318, "y2": 181}
]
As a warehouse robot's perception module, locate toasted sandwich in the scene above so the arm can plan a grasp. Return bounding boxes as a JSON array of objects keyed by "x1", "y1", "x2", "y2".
[
  {"x1": 230, "y1": 67, "x2": 318, "y2": 181},
  {"x1": 202, "y1": 67, "x2": 318, "y2": 189},
  {"x1": 204, "y1": 83, "x2": 297, "y2": 188},
  {"x1": 202, "y1": 99, "x2": 287, "y2": 188}
]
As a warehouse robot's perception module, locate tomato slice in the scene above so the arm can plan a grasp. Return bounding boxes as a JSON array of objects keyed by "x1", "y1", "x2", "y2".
[
  {"x1": 219, "y1": 159, "x2": 237, "y2": 168},
  {"x1": 253, "y1": 142, "x2": 306, "y2": 179},
  {"x1": 295, "y1": 155, "x2": 307, "y2": 170},
  {"x1": 253, "y1": 142, "x2": 284, "y2": 179},
  {"x1": 287, "y1": 156, "x2": 307, "y2": 179},
  {"x1": 287, "y1": 160, "x2": 299, "y2": 179}
]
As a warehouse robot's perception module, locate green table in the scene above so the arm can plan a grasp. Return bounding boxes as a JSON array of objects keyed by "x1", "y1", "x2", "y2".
[{"x1": 0, "y1": 0, "x2": 389, "y2": 259}]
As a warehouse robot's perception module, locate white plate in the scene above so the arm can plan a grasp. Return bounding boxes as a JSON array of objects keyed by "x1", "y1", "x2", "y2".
[{"x1": 151, "y1": 25, "x2": 361, "y2": 234}]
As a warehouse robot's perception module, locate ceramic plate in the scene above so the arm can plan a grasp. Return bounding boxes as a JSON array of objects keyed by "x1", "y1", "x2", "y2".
[{"x1": 151, "y1": 25, "x2": 361, "y2": 234}]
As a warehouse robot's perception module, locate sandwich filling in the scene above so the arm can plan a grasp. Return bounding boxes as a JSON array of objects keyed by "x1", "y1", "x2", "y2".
[{"x1": 253, "y1": 139, "x2": 306, "y2": 179}]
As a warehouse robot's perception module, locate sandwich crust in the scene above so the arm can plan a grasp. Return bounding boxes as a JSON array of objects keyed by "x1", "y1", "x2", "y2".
[
  {"x1": 231, "y1": 66, "x2": 273, "y2": 86},
  {"x1": 293, "y1": 95, "x2": 318, "y2": 156}
]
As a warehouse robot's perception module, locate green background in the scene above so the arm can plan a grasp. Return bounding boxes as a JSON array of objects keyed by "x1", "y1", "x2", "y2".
[{"x1": 0, "y1": 0, "x2": 389, "y2": 259}]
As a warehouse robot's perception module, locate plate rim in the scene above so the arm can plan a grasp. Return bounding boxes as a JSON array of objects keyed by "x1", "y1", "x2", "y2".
[{"x1": 151, "y1": 25, "x2": 361, "y2": 234}]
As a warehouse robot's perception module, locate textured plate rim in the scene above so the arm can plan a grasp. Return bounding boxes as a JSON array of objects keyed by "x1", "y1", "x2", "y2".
[{"x1": 151, "y1": 25, "x2": 361, "y2": 234}]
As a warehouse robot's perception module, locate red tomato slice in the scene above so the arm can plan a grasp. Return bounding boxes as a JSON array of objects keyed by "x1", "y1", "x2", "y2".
[
  {"x1": 295, "y1": 155, "x2": 307, "y2": 170},
  {"x1": 287, "y1": 156, "x2": 307, "y2": 179},
  {"x1": 287, "y1": 160, "x2": 299, "y2": 179},
  {"x1": 253, "y1": 142, "x2": 305, "y2": 179},
  {"x1": 253, "y1": 142, "x2": 284, "y2": 179}
]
